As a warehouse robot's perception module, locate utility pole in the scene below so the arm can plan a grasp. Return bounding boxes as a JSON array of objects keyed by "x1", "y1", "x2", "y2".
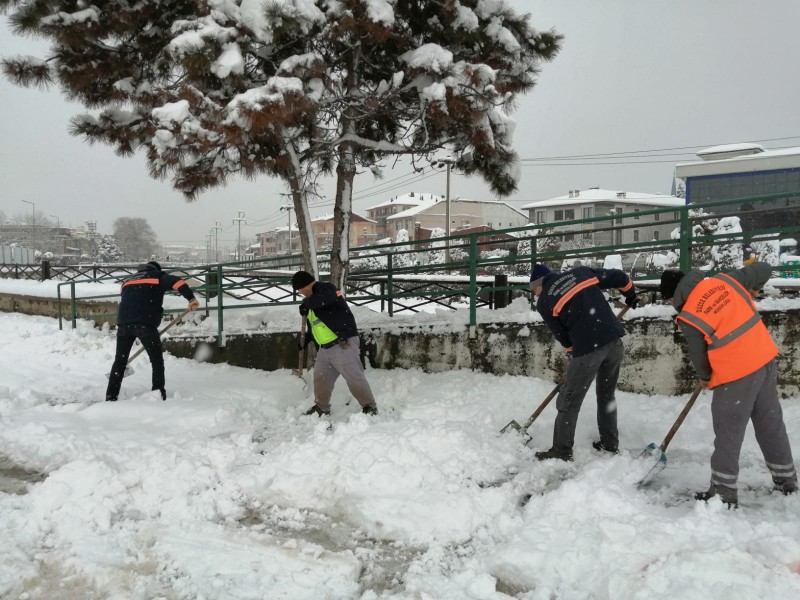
[
  {"x1": 50, "y1": 214, "x2": 60, "y2": 229},
  {"x1": 212, "y1": 222, "x2": 223, "y2": 262},
  {"x1": 436, "y1": 157, "x2": 455, "y2": 265},
  {"x1": 280, "y1": 204, "x2": 293, "y2": 255},
  {"x1": 232, "y1": 210, "x2": 246, "y2": 261},
  {"x1": 22, "y1": 200, "x2": 36, "y2": 257},
  {"x1": 205, "y1": 233, "x2": 212, "y2": 263}
]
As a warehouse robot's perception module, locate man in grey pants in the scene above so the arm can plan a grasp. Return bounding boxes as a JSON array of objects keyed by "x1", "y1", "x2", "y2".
[
  {"x1": 661, "y1": 262, "x2": 797, "y2": 507},
  {"x1": 292, "y1": 271, "x2": 378, "y2": 416},
  {"x1": 530, "y1": 263, "x2": 639, "y2": 461}
]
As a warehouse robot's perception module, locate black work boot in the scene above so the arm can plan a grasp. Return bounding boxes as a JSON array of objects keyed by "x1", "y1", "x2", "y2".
[
  {"x1": 694, "y1": 484, "x2": 738, "y2": 508},
  {"x1": 535, "y1": 448, "x2": 573, "y2": 462},
  {"x1": 362, "y1": 405, "x2": 378, "y2": 416},
  {"x1": 592, "y1": 441, "x2": 619, "y2": 455},
  {"x1": 773, "y1": 478, "x2": 798, "y2": 496},
  {"x1": 105, "y1": 397, "x2": 117, "y2": 402},
  {"x1": 158, "y1": 388, "x2": 167, "y2": 401},
  {"x1": 304, "y1": 404, "x2": 330, "y2": 417}
]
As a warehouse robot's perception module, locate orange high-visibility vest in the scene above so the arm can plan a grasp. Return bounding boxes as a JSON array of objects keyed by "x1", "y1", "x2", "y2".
[{"x1": 676, "y1": 273, "x2": 778, "y2": 388}]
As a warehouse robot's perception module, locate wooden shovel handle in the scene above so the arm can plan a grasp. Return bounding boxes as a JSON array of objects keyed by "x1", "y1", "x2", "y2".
[
  {"x1": 659, "y1": 382, "x2": 705, "y2": 452},
  {"x1": 128, "y1": 307, "x2": 192, "y2": 364},
  {"x1": 297, "y1": 316, "x2": 307, "y2": 376}
]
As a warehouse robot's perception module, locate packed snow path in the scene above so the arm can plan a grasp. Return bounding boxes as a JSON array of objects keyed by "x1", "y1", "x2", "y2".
[{"x1": 1, "y1": 313, "x2": 800, "y2": 599}]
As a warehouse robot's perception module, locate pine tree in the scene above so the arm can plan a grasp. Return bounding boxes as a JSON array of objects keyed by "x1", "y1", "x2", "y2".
[{"x1": 2, "y1": 1, "x2": 561, "y2": 285}]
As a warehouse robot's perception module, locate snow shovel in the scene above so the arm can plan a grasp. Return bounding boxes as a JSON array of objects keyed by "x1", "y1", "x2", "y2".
[
  {"x1": 106, "y1": 308, "x2": 192, "y2": 379},
  {"x1": 499, "y1": 304, "x2": 631, "y2": 440},
  {"x1": 499, "y1": 376, "x2": 564, "y2": 442},
  {"x1": 637, "y1": 381, "x2": 705, "y2": 487},
  {"x1": 292, "y1": 316, "x2": 310, "y2": 393}
]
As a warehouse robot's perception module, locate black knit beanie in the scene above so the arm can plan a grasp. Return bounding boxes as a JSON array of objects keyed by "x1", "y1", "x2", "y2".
[
  {"x1": 291, "y1": 270, "x2": 315, "y2": 290},
  {"x1": 659, "y1": 270, "x2": 685, "y2": 300}
]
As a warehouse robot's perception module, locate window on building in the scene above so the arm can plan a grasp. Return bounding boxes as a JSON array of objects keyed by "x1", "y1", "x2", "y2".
[
  {"x1": 653, "y1": 231, "x2": 660, "y2": 241},
  {"x1": 633, "y1": 230, "x2": 639, "y2": 242},
  {"x1": 583, "y1": 207, "x2": 593, "y2": 219},
  {"x1": 634, "y1": 208, "x2": 640, "y2": 220},
  {"x1": 674, "y1": 211, "x2": 680, "y2": 220},
  {"x1": 536, "y1": 210, "x2": 546, "y2": 224},
  {"x1": 554, "y1": 210, "x2": 564, "y2": 221},
  {"x1": 654, "y1": 212, "x2": 660, "y2": 221},
  {"x1": 615, "y1": 207, "x2": 623, "y2": 225},
  {"x1": 564, "y1": 209, "x2": 575, "y2": 220}
]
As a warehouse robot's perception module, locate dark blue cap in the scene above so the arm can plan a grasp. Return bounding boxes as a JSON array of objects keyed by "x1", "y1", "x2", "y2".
[{"x1": 530, "y1": 263, "x2": 551, "y2": 282}]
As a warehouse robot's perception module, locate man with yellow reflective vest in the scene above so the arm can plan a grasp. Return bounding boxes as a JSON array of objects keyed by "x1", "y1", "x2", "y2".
[
  {"x1": 291, "y1": 270, "x2": 378, "y2": 417},
  {"x1": 660, "y1": 262, "x2": 797, "y2": 507}
]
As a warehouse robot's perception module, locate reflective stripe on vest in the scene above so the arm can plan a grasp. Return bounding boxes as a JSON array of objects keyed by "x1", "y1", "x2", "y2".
[
  {"x1": 308, "y1": 309, "x2": 338, "y2": 346},
  {"x1": 676, "y1": 273, "x2": 777, "y2": 388},
  {"x1": 552, "y1": 277, "x2": 599, "y2": 317}
]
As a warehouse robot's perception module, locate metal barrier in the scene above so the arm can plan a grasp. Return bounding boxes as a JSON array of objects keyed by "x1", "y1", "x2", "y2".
[{"x1": 36, "y1": 191, "x2": 800, "y2": 340}]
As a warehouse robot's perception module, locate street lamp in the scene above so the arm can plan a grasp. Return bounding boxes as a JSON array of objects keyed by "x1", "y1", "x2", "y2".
[
  {"x1": 50, "y1": 214, "x2": 61, "y2": 229},
  {"x1": 22, "y1": 200, "x2": 36, "y2": 257}
]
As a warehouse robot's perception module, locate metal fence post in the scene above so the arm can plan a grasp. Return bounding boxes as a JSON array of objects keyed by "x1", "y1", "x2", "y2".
[
  {"x1": 216, "y1": 263, "x2": 225, "y2": 347},
  {"x1": 41, "y1": 259, "x2": 50, "y2": 281},
  {"x1": 679, "y1": 206, "x2": 691, "y2": 272},
  {"x1": 469, "y1": 236, "x2": 478, "y2": 327},
  {"x1": 494, "y1": 273, "x2": 509, "y2": 309},
  {"x1": 70, "y1": 281, "x2": 77, "y2": 329},
  {"x1": 57, "y1": 284, "x2": 63, "y2": 330},
  {"x1": 387, "y1": 253, "x2": 394, "y2": 317}
]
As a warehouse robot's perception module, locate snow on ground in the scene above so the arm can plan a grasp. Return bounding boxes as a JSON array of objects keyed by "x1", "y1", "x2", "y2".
[{"x1": 2, "y1": 311, "x2": 800, "y2": 599}]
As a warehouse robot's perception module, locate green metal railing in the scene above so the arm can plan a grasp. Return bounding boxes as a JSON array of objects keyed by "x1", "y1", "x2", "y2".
[{"x1": 51, "y1": 191, "x2": 799, "y2": 340}]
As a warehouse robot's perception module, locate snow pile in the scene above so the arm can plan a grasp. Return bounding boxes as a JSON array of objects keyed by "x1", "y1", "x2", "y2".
[{"x1": 1, "y1": 312, "x2": 800, "y2": 598}]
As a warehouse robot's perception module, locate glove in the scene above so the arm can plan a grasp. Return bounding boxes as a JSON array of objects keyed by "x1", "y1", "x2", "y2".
[
  {"x1": 624, "y1": 293, "x2": 639, "y2": 309},
  {"x1": 299, "y1": 304, "x2": 309, "y2": 316},
  {"x1": 188, "y1": 299, "x2": 200, "y2": 311}
]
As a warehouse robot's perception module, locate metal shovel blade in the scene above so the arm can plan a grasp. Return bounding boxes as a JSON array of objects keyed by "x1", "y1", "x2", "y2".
[
  {"x1": 637, "y1": 442, "x2": 667, "y2": 487},
  {"x1": 499, "y1": 420, "x2": 521, "y2": 435},
  {"x1": 105, "y1": 364, "x2": 135, "y2": 380}
]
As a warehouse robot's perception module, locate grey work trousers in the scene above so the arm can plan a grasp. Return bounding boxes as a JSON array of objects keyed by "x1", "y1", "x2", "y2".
[
  {"x1": 314, "y1": 336, "x2": 377, "y2": 412},
  {"x1": 551, "y1": 338, "x2": 624, "y2": 453},
  {"x1": 709, "y1": 359, "x2": 797, "y2": 491}
]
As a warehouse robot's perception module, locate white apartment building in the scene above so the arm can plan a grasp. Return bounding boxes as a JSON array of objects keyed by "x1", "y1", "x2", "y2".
[{"x1": 521, "y1": 187, "x2": 685, "y2": 247}]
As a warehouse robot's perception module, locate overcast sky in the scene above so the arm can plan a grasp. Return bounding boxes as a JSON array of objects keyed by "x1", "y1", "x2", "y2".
[{"x1": 2, "y1": 0, "x2": 800, "y2": 251}]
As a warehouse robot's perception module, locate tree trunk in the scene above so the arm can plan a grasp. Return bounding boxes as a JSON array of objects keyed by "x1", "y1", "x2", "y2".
[
  {"x1": 330, "y1": 41, "x2": 361, "y2": 291},
  {"x1": 331, "y1": 145, "x2": 355, "y2": 289},
  {"x1": 283, "y1": 134, "x2": 318, "y2": 277}
]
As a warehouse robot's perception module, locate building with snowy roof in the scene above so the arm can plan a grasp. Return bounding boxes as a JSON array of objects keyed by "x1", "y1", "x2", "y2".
[
  {"x1": 521, "y1": 188, "x2": 684, "y2": 247},
  {"x1": 365, "y1": 192, "x2": 442, "y2": 239},
  {"x1": 310, "y1": 213, "x2": 377, "y2": 249},
  {"x1": 381, "y1": 196, "x2": 528, "y2": 241},
  {"x1": 675, "y1": 143, "x2": 800, "y2": 232}
]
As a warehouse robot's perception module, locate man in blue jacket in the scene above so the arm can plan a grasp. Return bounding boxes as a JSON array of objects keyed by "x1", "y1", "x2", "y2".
[
  {"x1": 292, "y1": 270, "x2": 378, "y2": 416},
  {"x1": 105, "y1": 261, "x2": 199, "y2": 402},
  {"x1": 530, "y1": 263, "x2": 638, "y2": 461}
]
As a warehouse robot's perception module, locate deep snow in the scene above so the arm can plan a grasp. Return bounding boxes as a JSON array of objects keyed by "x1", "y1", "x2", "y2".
[{"x1": 1, "y1": 304, "x2": 800, "y2": 598}]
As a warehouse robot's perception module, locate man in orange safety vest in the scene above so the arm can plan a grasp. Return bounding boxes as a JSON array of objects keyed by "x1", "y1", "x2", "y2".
[{"x1": 660, "y1": 262, "x2": 797, "y2": 507}]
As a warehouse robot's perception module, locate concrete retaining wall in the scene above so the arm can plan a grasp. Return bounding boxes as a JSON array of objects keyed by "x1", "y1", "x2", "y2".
[
  {"x1": 2, "y1": 292, "x2": 798, "y2": 397},
  {"x1": 0, "y1": 293, "x2": 118, "y2": 328}
]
